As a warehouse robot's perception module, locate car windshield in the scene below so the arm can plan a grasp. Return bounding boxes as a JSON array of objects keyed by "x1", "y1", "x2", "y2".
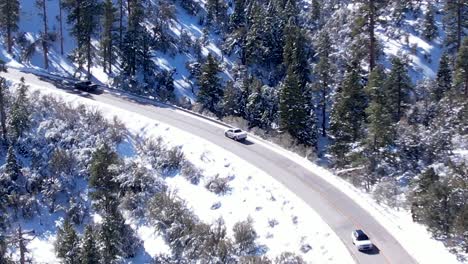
[
  {"x1": 234, "y1": 129, "x2": 242, "y2": 133},
  {"x1": 356, "y1": 232, "x2": 369, "y2": 241}
]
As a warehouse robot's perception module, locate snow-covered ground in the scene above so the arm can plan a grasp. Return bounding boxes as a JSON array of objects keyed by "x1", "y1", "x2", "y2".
[{"x1": 5, "y1": 77, "x2": 354, "y2": 263}]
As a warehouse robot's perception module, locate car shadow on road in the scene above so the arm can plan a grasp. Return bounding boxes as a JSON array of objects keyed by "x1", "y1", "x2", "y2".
[
  {"x1": 239, "y1": 139, "x2": 254, "y2": 146},
  {"x1": 362, "y1": 245, "x2": 380, "y2": 255}
]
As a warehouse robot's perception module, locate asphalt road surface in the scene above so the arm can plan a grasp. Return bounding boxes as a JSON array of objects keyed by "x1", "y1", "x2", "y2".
[{"x1": 2, "y1": 68, "x2": 417, "y2": 264}]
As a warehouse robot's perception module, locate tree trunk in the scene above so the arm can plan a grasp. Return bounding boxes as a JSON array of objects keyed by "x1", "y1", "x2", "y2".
[
  {"x1": 87, "y1": 35, "x2": 92, "y2": 79},
  {"x1": 119, "y1": 0, "x2": 124, "y2": 48},
  {"x1": 322, "y1": 82, "x2": 327, "y2": 137},
  {"x1": 368, "y1": 0, "x2": 376, "y2": 72},
  {"x1": 42, "y1": 0, "x2": 49, "y2": 69},
  {"x1": 456, "y1": 0, "x2": 462, "y2": 51},
  {"x1": 0, "y1": 78, "x2": 7, "y2": 142},
  {"x1": 59, "y1": 0, "x2": 64, "y2": 55},
  {"x1": 7, "y1": 24, "x2": 12, "y2": 54}
]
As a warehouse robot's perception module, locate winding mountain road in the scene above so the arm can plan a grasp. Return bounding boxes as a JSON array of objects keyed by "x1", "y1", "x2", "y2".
[{"x1": 2, "y1": 68, "x2": 417, "y2": 264}]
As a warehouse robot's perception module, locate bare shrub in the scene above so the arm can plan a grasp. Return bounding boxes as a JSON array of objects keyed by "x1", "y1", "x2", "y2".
[
  {"x1": 159, "y1": 146, "x2": 184, "y2": 175},
  {"x1": 205, "y1": 174, "x2": 231, "y2": 195},
  {"x1": 275, "y1": 252, "x2": 306, "y2": 264},
  {"x1": 240, "y1": 256, "x2": 272, "y2": 264},
  {"x1": 49, "y1": 148, "x2": 75, "y2": 176},
  {"x1": 233, "y1": 217, "x2": 257, "y2": 255},
  {"x1": 181, "y1": 160, "x2": 203, "y2": 184}
]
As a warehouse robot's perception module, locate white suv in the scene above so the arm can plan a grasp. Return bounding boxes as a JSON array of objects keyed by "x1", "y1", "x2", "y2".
[
  {"x1": 351, "y1": 230, "x2": 373, "y2": 251},
  {"x1": 224, "y1": 128, "x2": 247, "y2": 141}
]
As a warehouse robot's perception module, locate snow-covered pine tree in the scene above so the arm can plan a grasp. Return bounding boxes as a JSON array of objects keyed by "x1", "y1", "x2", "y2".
[
  {"x1": 314, "y1": 30, "x2": 334, "y2": 137},
  {"x1": 0, "y1": 0, "x2": 20, "y2": 53},
  {"x1": 197, "y1": 54, "x2": 223, "y2": 115},
  {"x1": 443, "y1": 0, "x2": 467, "y2": 52},
  {"x1": 8, "y1": 78, "x2": 30, "y2": 141},
  {"x1": 0, "y1": 77, "x2": 8, "y2": 143},
  {"x1": 384, "y1": 56, "x2": 412, "y2": 122},
  {"x1": 80, "y1": 225, "x2": 100, "y2": 264},
  {"x1": 54, "y1": 218, "x2": 80, "y2": 264},
  {"x1": 454, "y1": 37, "x2": 468, "y2": 97},
  {"x1": 364, "y1": 65, "x2": 394, "y2": 150},
  {"x1": 89, "y1": 144, "x2": 120, "y2": 212},
  {"x1": 433, "y1": 53, "x2": 453, "y2": 101},
  {"x1": 329, "y1": 60, "x2": 367, "y2": 165},
  {"x1": 101, "y1": 0, "x2": 117, "y2": 74},
  {"x1": 423, "y1": 4, "x2": 437, "y2": 41}
]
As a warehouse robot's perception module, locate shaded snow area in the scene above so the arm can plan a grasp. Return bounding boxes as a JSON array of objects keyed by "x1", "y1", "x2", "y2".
[{"x1": 3, "y1": 80, "x2": 353, "y2": 263}]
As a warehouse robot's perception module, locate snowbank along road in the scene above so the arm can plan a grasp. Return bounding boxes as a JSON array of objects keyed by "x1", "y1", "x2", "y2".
[{"x1": 1, "y1": 68, "x2": 417, "y2": 264}]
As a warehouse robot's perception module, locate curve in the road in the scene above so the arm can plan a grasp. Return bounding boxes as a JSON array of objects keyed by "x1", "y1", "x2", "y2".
[{"x1": 2, "y1": 69, "x2": 417, "y2": 264}]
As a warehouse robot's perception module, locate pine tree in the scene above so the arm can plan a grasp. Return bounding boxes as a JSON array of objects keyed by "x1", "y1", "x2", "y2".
[
  {"x1": 99, "y1": 201, "x2": 124, "y2": 263},
  {"x1": 89, "y1": 144, "x2": 120, "y2": 212},
  {"x1": 443, "y1": 0, "x2": 467, "y2": 52},
  {"x1": 244, "y1": 2, "x2": 265, "y2": 66},
  {"x1": 455, "y1": 37, "x2": 468, "y2": 97},
  {"x1": 357, "y1": 0, "x2": 388, "y2": 72},
  {"x1": 222, "y1": 81, "x2": 241, "y2": 116},
  {"x1": 64, "y1": 0, "x2": 101, "y2": 78},
  {"x1": 36, "y1": 0, "x2": 49, "y2": 69},
  {"x1": 80, "y1": 225, "x2": 100, "y2": 264},
  {"x1": 122, "y1": 0, "x2": 144, "y2": 76},
  {"x1": 8, "y1": 78, "x2": 30, "y2": 141},
  {"x1": 310, "y1": 0, "x2": 321, "y2": 26},
  {"x1": 433, "y1": 53, "x2": 452, "y2": 101},
  {"x1": 0, "y1": 77, "x2": 8, "y2": 143},
  {"x1": 384, "y1": 57, "x2": 412, "y2": 122},
  {"x1": 5, "y1": 146, "x2": 20, "y2": 181},
  {"x1": 0, "y1": 0, "x2": 20, "y2": 53},
  {"x1": 364, "y1": 66, "x2": 394, "y2": 150},
  {"x1": 197, "y1": 54, "x2": 223, "y2": 115},
  {"x1": 55, "y1": 218, "x2": 80, "y2": 264},
  {"x1": 101, "y1": 0, "x2": 117, "y2": 74},
  {"x1": 329, "y1": 61, "x2": 367, "y2": 164},
  {"x1": 423, "y1": 4, "x2": 437, "y2": 41},
  {"x1": 314, "y1": 30, "x2": 333, "y2": 137},
  {"x1": 279, "y1": 21, "x2": 317, "y2": 146}
]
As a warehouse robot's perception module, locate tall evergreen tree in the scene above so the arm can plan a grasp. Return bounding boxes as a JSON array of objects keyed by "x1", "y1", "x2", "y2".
[
  {"x1": 279, "y1": 20, "x2": 317, "y2": 146},
  {"x1": 80, "y1": 225, "x2": 100, "y2": 264},
  {"x1": 64, "y1": 0, "x2": 101, "y2": 78},
  {"x1": 384, "y1": 57, "x2": 412, "y2": 122},
  {"x1": 433, "y1": 53, "x2": 453, "y2": 101},
  {"x1": 0, "y1": 0, "x2": 20, "y2": 53},
  {"x1": 0, "y1": 77, "x2": 8, "y2": 143},
  {"x1": 5, "y1": 145, "x2": 20, "y2": 181},
  {"x1": 101, "y1": 0, "x2": 117, "y2": 74},
  {"x1": 364, "y1": 66, "x2": 394, "y2": 150},
  {"x1": 443, "y1": 0, "x2": 467, "y2": 52},
  {"x1": 8, "y1": 78, "x2": 30, "y2": 141},
  {"x1": 455, "y1": 37, "x2": 468, "y2": 97},
  {"x1": 36, "y1": 0, "x2": 49, "y2": 69},
  {"x1": 197, "y1": 54, "x2": 223, "y2": 115},
  {"x1": 358, "y1": 0, "x2": 388, "y2": 72},
  {"x1": 423, "y1": 4, "x2": 437, "y2": 41},
  {"x1": 329, "y1": 61, "x2": 367, "y2": 164},
  {"x1": 99, "y1": 201, "x2": 125, "y2": 263},
  {"x1": 314, "y1": 30, "x2": 334, "y2": 137},
  {"x1": 89, "y1": 144, "x2": 120, "y2": 212},
  {"x1": 122, "y1": 0, "x2": 145, "y2": 76},
  {"x1": 55, "y1": 218, "x2": 80, "y2": 264}
]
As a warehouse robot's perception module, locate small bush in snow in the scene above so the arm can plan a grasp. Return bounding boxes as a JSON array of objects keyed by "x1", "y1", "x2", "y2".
[
  {"x1": 239, "y1": 256, "x2": 272, "y2": 264},
  {"x1": 205, "y1": 174, "x2": 231, "y2": 195},
  {"x1": 275, "y1": 252, "x2": 306, "y2": 264},
  {"x1": 49, "y1": 148, "x2": 75, "y2": 176},
  {"x1": 233, "y1": 217, "x2": 257, "y2": 255},
  {"x1": 158, "y1": 146, "x2": 184, "y2": 175},
  {"x1": 181, "y1": 160, "x2": 204, "y2": 184}
]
